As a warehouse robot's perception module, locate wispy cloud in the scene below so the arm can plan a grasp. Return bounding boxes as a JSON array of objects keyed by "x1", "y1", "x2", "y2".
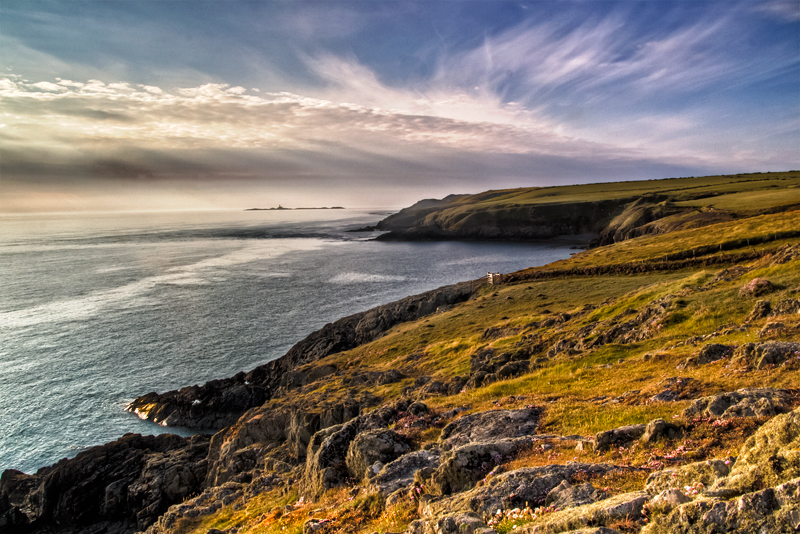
[
  {"x1": 756, "y1": 0, "x2": 800, "y2": 22},
  {"x1": 0, "y1": 0, "x2": 797, "y2": 212}
]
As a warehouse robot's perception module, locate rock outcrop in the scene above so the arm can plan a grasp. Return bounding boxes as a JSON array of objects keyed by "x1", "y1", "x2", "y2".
[
  {"x1": 642, "y1": 405, "x2": 800, "y2": 533},
  {"x1": 682, "y1": 388, "x2": 794, "y2": 420},
  {"x1": 439, "y1": 407, "x2": 542, "y2": 449},
  {"x1": 0, "y1": 433, "x2": 210, "y2": 534},
  {"x1": 375, "y1": 197, "x2": 631, "y2": 242},
  {"x1": 299, "y1": 404, "x2": 407, "y2": 500},
  {"x1": 732, "y1": 341, "x2": 800, "y2": 369}
]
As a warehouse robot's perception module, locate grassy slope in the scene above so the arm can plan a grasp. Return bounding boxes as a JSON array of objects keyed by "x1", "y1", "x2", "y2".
[
  {"x1": 171, "y1": 179, "x2": 800, "y2": 534},
  {"x1": 377, "y1": 171, "x2": 800, "y2": 236}
]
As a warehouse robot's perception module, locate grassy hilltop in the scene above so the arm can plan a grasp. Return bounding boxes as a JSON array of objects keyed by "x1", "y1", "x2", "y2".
[
  {"x1": 375, "y1": 171, "x2": 800, "y2": 244},
  {"x1": 151, "y1": 171, "x2": 800, "y2": 534},
  {"x1": 5, "y1": 172, "x2": 800, "y2": 534}
]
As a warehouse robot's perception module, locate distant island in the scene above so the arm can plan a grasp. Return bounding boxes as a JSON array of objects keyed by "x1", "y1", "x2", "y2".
[{"x1": 245, "y1": 205, "x2": 345, "y2": 211}]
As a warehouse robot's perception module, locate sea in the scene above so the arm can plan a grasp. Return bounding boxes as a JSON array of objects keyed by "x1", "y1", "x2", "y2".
[{"x1": 0, "y1": 209, "x2": 578, "y2": 474}]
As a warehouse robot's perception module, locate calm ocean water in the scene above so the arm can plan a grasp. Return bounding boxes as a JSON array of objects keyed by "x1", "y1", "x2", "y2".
[{"x1": 0, "y1": 209, "x2": 576, "y2": 474}]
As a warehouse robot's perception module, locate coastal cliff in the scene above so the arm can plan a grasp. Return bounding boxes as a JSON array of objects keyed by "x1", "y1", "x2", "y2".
[
  {"x1": 373, "y1": 172, "x2": 800, "y2": 244},
  {"x1": 4, "y1": 171, "x2": 800, "y2": 534},
  {"x1": 126, "y1": 281, "x2": 478, "y2": 430}
]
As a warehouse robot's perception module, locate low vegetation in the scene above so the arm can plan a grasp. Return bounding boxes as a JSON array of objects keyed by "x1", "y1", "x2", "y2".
[{"x1": 152, "y1": 174, "x2": 800, "y2": 534}]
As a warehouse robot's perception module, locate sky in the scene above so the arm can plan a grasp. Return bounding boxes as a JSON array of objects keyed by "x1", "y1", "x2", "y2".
[{"x1": 0, "y1": 0, "x2": 798, "y2": 212}]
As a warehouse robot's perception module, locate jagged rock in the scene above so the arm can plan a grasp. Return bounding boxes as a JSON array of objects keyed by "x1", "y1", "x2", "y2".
[
  {"x1": 145, "y1": 472, "x2": 286, "y2": 534},
  {"x1": 407, "y1": 512, "x2": 495, "y2": 534},
  {"x1": 204, "y1": 399, "x2": 364, "y2": 486},
  {"x1": 580, "y1": 296, "x2": 674, "y2": 351},
  {"x1": 640, "y1": 419, "x2": 681, "y2": 444},
  {"x1": 760, "y1": 322, "x2": 787, "y2": 337},
  {"x1": 428, "y1": 437, "x2": 535, "y2": 495},
  {"x1": 341, "y1": 369, "x2": 407, "y2": 388},
  {"x1": 346, "y1": 429, "x2": 410, "y2": 482},
  {"x1": 547, "y1": 340, "x2": 580, "y2": 359},
  {"x1": 369, "y1": 450, "x2": 441, "y2": 497},
  {"x1": 772, "y1": 299, "x2": 800, "y2": 316},
  {"x1": 264, "y1": 457, "x2": 293, "y2": 474},
  {"x1": 677, "y1": 343, "x2": 732, "y2": 369},
  {"x1": 739, "y1": 277, "x2": 776, "y2": 297},
  {"x1": 300, "y1": 405, "x2": 400, "y2": 500},
  {"x1": 641, "y1": 478, "x2": 800, "y2": 533},
  {"x1": 593, "y1": 424, "x2": 646, "y2": 452},
  {"x1": 545, "y1": 481, "x2": 608, "y2": 509},
  {"x1": 682, "y1": 388, "x2": 793, "y2": 420},
  {"x1": 642, "y1": 405, "x2": 800, "y2": 532},
  {"x1": 0, "y1": 491, "x2": 28, "y2": 530},
  {"x1": 0, "y1": 433, "x2": 209, "y2": 534},
  {"x1": 422, "y1": 463, "x2": 633, "y2": 518},
  {"x1": 439, "y1": 407, "x2": 542, "y2": 449},
  {"x1": 520, "y1": 491, "x2": 649, "y2": 533},
  {"x1": 645, "y1": 459, "x2": 732, "y2": 496},
  {"x1": 466, "y1": 349, "x2": 531, "y2": 389},
  {"x1": 647, "y1": 488, "x2": 691, "y2": 514},
  {"x1": 280, "y1": 364, "x2": 338, "y2": 393},
  {"x1": 711, "y1": 405, "x2": 800, "y2": 496},
  {"x1": 746, "y1": 300, "x2": 772, "y2": 322},
  {"x1": 732, "y1": 341, "x2": 800, "y2": 369}
]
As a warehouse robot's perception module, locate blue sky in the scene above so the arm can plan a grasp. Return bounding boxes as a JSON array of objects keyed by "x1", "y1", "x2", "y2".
[{"x1": 1, "y1": 0, "x2": 798, "y2": 212}]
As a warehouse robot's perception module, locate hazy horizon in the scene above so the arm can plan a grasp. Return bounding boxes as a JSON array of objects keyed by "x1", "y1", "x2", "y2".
[{"x1": 1, "y1": 0, "x2": 798, "y2": 213}]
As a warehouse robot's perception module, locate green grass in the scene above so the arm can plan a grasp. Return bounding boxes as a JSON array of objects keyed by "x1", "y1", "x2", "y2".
[{"x1": 166, "y1": 202, "x2": 800, "y2": 534}]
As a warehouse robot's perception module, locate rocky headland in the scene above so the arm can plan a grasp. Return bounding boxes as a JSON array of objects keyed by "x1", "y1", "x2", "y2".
[
  {"x1": 4, "y1": 171, "x2": 800, "y2": 534},
  {"x1": 370, "y1": 173, "x2": 800, "y2": 245}
]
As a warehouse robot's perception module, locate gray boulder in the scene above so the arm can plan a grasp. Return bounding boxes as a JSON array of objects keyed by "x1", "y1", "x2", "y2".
[
  {"x1": 593, "y1": 424, "x2": 646, "y2": 452},
  {"x1": 772, "y1": 299, "x2": 800, "y2": 316},
  {"x1": 439, "y1": 407, "x2": 542, "y2": 449},
  {"x1": 545, "y1": 480, "x2": 608, "y2": 510},
  {"x1": 732, "y1": 341, "x2": 800, "y2": 370},
  {"x1": 642, "y1": 406, "x2": 800, "y2": 532},
  {"x1": 428, "y1": 437, "x2": 535, "y2": 495},
  {"x1": 677, "y1": 343, "x2": 732, "y2": 369},
  {"x1": 647, "y1": 488, "x2": 691, "y2": 515},
  {"x1": 423, "y1": 463, "x2": 631, "y2": 517},
  {"x1": 369, "y1": 449, "x2": 441, "y2": 496},
  {"x1": 640, "y1": 418, "x2": 681, "y2": 445},
  {"x1": 711, "y1": 405, "x2": 800, "y2": 496},
  {"x1": 745, "y1": 299, "x2": 771, "y2": 322},
  {"x1": 682, "y1": 388, "x2": 793, "y2": 420},
  {"x1": 645, "y1": 459, "x2": 731, "y2": 496},
  {"x1": 299, "y1": 405, "x2": 400, "y2": 500},
  {"x1": 641, "y1": 478, "x2": 800, "y2": 534},
  {"x1": 520, "y1": 491, "x2": 649, "y2": 533},
  {"x1": 345, "y1": 429, "x2": 410, "y2": 483},
  {"x1": 407, "y1": 512, "x2": 495, "y2": 534}
]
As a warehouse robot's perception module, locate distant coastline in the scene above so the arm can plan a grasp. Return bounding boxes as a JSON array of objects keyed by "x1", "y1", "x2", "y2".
[{"x1": 245, "y1": 205, "x2": 345, "y2": 211}]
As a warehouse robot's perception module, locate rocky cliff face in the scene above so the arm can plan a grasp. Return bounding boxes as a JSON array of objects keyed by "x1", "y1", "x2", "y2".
[
  {"x1": 0, "y1": 433, "x2": 209, "y2": 534},
  {"x1": 126, "y1": 280, "x2": 477, "y2": 430},
  {"x1": 375, "y1": 198, "x2": 633, "y2": 242}
]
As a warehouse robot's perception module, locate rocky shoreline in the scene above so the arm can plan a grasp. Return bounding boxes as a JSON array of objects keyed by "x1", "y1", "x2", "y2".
[
  {"x1": 126, "y1": 280, "x2": 477, "y2": 431},
  {"x1": 4, "y1": 173, "x2": 800, "y2": 534}
]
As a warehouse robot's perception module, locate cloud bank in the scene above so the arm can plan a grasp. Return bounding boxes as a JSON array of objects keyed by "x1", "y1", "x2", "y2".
[{"x1": 0, "y1": 1, "x2": 797, "y2": 212}]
